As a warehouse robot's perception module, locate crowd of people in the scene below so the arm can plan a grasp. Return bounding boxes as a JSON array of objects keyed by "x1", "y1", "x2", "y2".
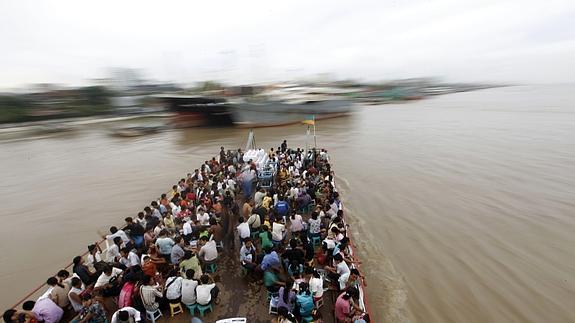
[{"x1": 3, "y1": 141, "x2": 370, "y2": 323}]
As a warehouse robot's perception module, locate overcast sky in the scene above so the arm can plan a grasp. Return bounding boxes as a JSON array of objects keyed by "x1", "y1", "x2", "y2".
[{"x1": 1, "y1": 0, "x2": 574, "y2": 88}]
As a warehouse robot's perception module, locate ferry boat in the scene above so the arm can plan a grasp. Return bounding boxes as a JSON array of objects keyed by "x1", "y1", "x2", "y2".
[
  {"x1": 6, "y1": 129, "x2": 371, "y2": 323},
  {"x1": 157, "y1": 86, "x2": 353, "y2": 128}
]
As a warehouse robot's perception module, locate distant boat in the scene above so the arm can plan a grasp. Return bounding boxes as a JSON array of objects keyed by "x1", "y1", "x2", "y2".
[
  {"x1": 155, "y1": 85, "x2": 353, "y2": 127},
  {"x1": 109, "y1": 125, "x2": 165, "y2": 137}
]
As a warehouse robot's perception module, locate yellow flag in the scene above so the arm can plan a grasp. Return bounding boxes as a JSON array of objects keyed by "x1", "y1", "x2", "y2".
[{"x1": 302, "y1": 115, "x2": 315, "y2": 125}]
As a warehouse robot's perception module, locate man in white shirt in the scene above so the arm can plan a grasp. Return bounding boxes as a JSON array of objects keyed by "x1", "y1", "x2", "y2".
[
  {"x1": 94, "y1": 265, "x2": 123, "y2": 290},
  {"x1": 196, "y1": 208, "x2": 210, "y2": 226},
  {"x1": 119, "y1": 247, "x2": 139, "y2": 268},
  {"x1": 198, "y1": 236, "x2": 218, "y2": 265},
  {"x1": 104, "y1": 226, "x2": 131, "y2": 245},
  {"x1": 106, "y1": 237, "x2": 122, "y2": 262},
  {"x1": 272, "y1": 221, "x2": 286, "y2": 242},
  {"x1": 183, "y1": 219, "x2": 193, "y2": 237},
  {"x1": 236, "y1": 217, "x2": 251, "y2": 243},
  {"x1": 181, "y1": 269, "x2": 199, "y2": 305},
  {"x1": 195, "y1": 274, "x2": 218, "y2": 305},
  {"x1": 324, "y1": 253, "x2": 350, "y2": 290},
  {"x1": 165, "y1": 275, "x2": 183, "y2": 303},
  {"x1": 111, "y1": 306, "x2": 141, "y2": 323}
]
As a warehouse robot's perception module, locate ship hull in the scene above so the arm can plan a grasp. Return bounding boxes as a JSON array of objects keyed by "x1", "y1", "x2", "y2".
[{"x1": 230, "y1": 99, "x2": 352, "y2": 127}]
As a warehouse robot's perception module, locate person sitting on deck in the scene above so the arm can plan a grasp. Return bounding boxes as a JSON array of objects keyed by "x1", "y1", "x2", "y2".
[
  {"x1": 68, "y1": 277, "x2": 85, "y2": 313},
  {"x1": 155, "y1": 229, "x2": 175, "y2": 262},
  {"x1": 272, "y1": 219, "x2": 286, "y2": 245},
  {"x1": 208, "y1": 217, "x2": 224, "y2": 247},
  {"x1": 3, "y1": 308, "x2": 36, "y2": 323},
  {"x1": 94, "y1": 264, "x2": 123, "y2": 297},
  {"x1": 259, "y1": 225, "x2": 274, "y2": 251},
  {"x1": 260, "y1": 247, "x2": 281, "y2": 272},
  {"x1": 22, "y1": 298, "x2": 63, "y2": 323},
  {"x1": 307, "y1": 211, "x2": 322, "y2": 240},
  {"x1": 247, "y1": 211, "x2": 262, "y2": 234},
  {"x1": 103, "y1": 226, "x2": 131, "y2": 246},
  {"x1": 197, "y1": 236, "x2": 218, "y2": 269},
  {"x1": 324, "y1": 253, "x2": 351, "y2": 291},
  {"x1": 335, "y1": 287, "x2": 362, "y2": 323},
  {"x1": 119, "y1": 247, "x2": 139, "y2": 269},
  {"x1": 170, "y1": 236, "x2": 186, "y2": 265},
  {"x1": 276, "y1": 278, "x2": 296, "y2": 312},
  {"x1": 273, "y1": 306, "x2": 298, "y2": 323},
  {"x1": 139, "y1": 275, "x2": 163, "y2": 312},
  {"x1": 295, "y1": 282, "x2": 314, "y2": 320},
  {"x1": 239, "y1": 237, "x2": 257, "y2": 273},
  {"x1": 195, "y1": 274, "x2": 219, "y2": 306},
  {"x1": 141, "y1": 256, "x2": 157, "y2": 277},
  {"x1": 143, "y1": 226, "x2": 156, "y2": 248},
  {"x1": 124, "y1": 217, "x2": 145, "y2": 249},
  {"x1": 70, "y1": 293, "x2": 108, "y2": 323},
  {"x1": 163, "y1": 212, "x2": 176, "y2": 232},
  {"x1": 46, "y1": 277, "x2": 69, "y2": 309},
  {"x1": 86, "y1": 243, "x2": 103, "y2": 268},
  {"x1": 181, "y1": 269, "x2": 199, "y2": 306},
  {"x1": 164, "y1": 269, "x2": 183, "y2": 304},
  {"x1": 289, "y1": 212, "x2": 304, "y2": 236},
  {"x1": 236, "y1": 217, "x2": 251, "y2": 244},
  {"x1": 346, "y1": 268, "x2": 366, "y2": 291},
  {"x1": 110, "y1": 306, "x2": 141, "y2": 323},
  {"x1": 106, "y1": 237, "x2": 123, "y2": 263},
  {"x1": 282, "y1": 239, "x2": 305, "y2": 271},
  {"x1": 196, "y1": 207, "x2": 210, "y2": 226},
  {"x1": 263, "y1": 268, "x2": 285, "y2": 294},
  {"x1": 182, "y1": 217, "x2": 193, "y2": 243},
  {"x1": 179, "y1": 251, "x2": 202, "y2": 280}
]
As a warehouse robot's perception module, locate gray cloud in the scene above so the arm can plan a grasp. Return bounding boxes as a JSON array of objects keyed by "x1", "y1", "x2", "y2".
[{"x1": 1, "y1": 0, "x2": 574, "y2": 88}]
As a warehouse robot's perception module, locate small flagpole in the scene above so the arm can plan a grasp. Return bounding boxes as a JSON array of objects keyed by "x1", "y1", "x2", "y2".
[
  {"x1": 312, "y1": 114, "x2": 317, "y2": 148},
  {"x1": 305, "y1": 124, "x2": 310, "y2": 156}
]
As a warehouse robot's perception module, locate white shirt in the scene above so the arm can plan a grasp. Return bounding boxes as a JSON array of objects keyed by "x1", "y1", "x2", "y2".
[
  {"x1": 181, "y1": 279, "x2": 199, "y2": 305},
  {"x1": 106, "y1": 244, "x2": 121, "y2": 262},
  {"x1": 94, "y1": 267, "x2": 123, "y2": 288},
  {"x1": 272, "y1": 222, "x2": 286, "y2": 241},
  {"x1": 68, "y1": 286, "x2": 84, "y2": 312},
  {"x1": 111, "y1": 307, "x2": 141, "y2": 323},
  {"x1": 183, "y1": 221, "x2": 193, "y2": 236},
  {"x1": 196, "y1": 283, "x2": 215, "y2": 305},
  {"x1": 236, "y1": 222, "x2": 251, "y2": 239},
  {"x1": 128, "y1": 250, "x2": 140, "y2": 267},
  {"x1": 197, "y1": 212, "x2": 210, "y2": 226},
  {"x1": 309, "y1": 277, "x2": 324, "y2": 298},
  {"x1": 165, "y1": 277, "x2": 183, "y2": 300},
  {"x1": 199, "y1": 240, "x2": 218, "y2": 262},
  {"x1": 86, "y1": 251, "x2": 102, "y2": 266},
  {"x1": 336, "y1": 261, "x2": 351, "y2": 290},
  {"x1": 106, "y1": 230, "x2": 131, "y2": 244}
]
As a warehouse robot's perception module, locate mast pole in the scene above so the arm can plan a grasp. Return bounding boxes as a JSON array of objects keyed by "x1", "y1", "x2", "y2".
[{"x1": 313, "y1": 115, "x2": 317, "y2": 149}]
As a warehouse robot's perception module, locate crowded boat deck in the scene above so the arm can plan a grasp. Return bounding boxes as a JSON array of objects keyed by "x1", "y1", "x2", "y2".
[{"x1": 4, "y1": 133, "x2": 371, "y2": 323}]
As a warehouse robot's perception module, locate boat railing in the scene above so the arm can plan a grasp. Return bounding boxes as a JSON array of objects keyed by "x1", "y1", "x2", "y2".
[
  {"x1": 332, "y1": 177, "x2": 372, "y2": 318},
  {"x1": 10, "y1": 236, "x2": 116, "y2": 310}
]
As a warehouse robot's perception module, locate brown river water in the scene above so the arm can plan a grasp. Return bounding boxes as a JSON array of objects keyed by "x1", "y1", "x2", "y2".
[{"x1": 1, "y1": 85, "x2": 574, "y2": 323}]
